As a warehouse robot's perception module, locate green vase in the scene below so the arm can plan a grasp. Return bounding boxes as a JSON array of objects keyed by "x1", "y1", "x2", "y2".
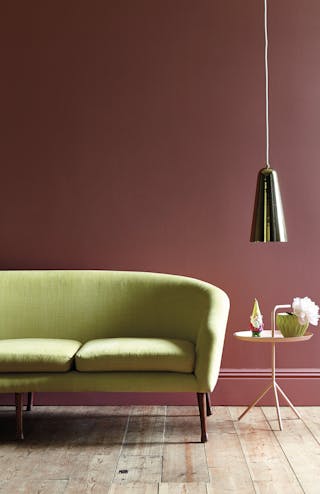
[{"x1": 276, "y1": 313, "x2": 309, "y2": 337}]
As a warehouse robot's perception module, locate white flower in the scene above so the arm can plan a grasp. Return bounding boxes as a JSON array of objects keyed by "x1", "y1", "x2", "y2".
[{"x1": 292, "y1": 297, "x2": 320, "y2": 326}]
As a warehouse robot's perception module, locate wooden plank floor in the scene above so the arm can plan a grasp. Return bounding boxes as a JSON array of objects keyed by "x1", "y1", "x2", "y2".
[{"x1": 0, "y1": 405, "x2": 320, "y2": 493}]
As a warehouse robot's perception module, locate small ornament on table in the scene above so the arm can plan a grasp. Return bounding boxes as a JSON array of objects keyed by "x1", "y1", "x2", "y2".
[{"x1": 250, "y1": 298, "x2": 264, "y2": 337}]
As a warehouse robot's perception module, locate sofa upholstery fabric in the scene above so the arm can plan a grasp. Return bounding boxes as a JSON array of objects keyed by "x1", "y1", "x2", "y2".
[
  {"x1": 0, "y1": 270, "x2": 230, "y2": 393},
  {"x1": 75, "y1": 337, "x2": 195, "y2": 373},
  {"x1": 0, "y1": 338, "x2": 81, "y2": 373}
]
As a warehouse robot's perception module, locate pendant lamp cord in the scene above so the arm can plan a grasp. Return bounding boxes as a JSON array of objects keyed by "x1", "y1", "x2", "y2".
[{"x1": 264, "y1": 0, "x2": 270, "y2": 168}]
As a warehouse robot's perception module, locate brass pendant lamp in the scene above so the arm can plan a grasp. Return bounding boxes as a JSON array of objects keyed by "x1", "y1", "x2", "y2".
[{"x1": 250, "y1": 0, "x2": 287, "y2": 242}]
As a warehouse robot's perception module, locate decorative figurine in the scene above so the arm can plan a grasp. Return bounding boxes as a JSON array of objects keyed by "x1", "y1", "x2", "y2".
[{"x1": 250, "y1": 298, "x2": 264, "y2": 337}]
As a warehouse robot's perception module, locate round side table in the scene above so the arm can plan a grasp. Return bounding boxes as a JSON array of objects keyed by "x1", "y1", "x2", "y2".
[{"x1": 233, "y1": 329, "x2": 313, "y2": 430}]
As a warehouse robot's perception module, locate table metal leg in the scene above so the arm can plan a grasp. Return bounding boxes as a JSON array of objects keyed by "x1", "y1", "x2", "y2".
[
  {"x1": 238, "y1": 382, "x2": 273, "y2": 421},
  {"x1": 276, "y1": 383, "x2": 302, "y2": 419},
  {"x1": 238, "y1": 339, "x2": 301, "y2": 429},
  {"x1": 271, "y1": 341, "x2": 283, "y2": 430},
  {"x1": 273, "y1": 382, "x2": 283, "y2": 430}
]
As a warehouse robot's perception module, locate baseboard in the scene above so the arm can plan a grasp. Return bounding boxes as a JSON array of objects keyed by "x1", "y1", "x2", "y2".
[
  {"x1": 1, "y1": 368, "x2": 320, "y2": 406},
  {"x1": 220, "y1": 368, "x2": 320, "y2": 379},
  {"x1": 215, "y1": 367, "x2": 320, "y2": 405}
]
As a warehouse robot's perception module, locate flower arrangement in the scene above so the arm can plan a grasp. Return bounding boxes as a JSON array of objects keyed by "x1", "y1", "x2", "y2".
[
  {"x1": 291, "y1": 297, "x2": 320, "y2": 326},
  {"x1": 277, "y1": 296, "x2": 319, "y2": 337}
]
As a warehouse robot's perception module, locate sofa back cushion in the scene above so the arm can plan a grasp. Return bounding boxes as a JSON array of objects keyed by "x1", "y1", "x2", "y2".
[{"x1": 0, "y1": 271, "x2": 211, "y2": 344}]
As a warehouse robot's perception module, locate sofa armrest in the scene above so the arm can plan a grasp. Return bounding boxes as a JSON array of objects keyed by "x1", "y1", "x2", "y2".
[{"x1": 194, "y1": 286, "x2": 230, "y2": 392}]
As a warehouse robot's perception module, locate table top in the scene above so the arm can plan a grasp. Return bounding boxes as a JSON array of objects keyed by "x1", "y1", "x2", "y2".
[{"x1": 233, "y1": 330, "x2": 313, "y2": 343}]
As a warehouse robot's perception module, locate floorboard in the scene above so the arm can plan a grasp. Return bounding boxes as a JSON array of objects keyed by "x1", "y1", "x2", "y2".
[
  {"x1": 205, "y1": 407, "x2": 255, "y2": 493},
  {"x1": 0, "y1": 405, "x2": 319, "y2": 493},
  {"x1": 230, "y1": 406, "x2": 303, "y2": 493},
  {"x1": 263, "y1": 406, "x2": 320, "y2": 494}
]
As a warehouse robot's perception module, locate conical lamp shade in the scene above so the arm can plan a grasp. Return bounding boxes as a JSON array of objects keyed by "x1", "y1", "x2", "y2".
[{"x1": 250, "y1": 167, "x2": 287, "y2": 242}]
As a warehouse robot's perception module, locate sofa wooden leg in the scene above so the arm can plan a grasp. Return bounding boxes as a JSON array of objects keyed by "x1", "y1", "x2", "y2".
[
  {"x1": 27, "y1": 392, "x2": 33, "y2": 411},
  {"x1": 15, "y1": 393, "x2": 24, "y2": 440},
  {"x1": 197, "y1": 392, "x2": 208, "y2": 443},
  {"x1": 206, "y1": 392, "x2": 212, "y2": 416}
]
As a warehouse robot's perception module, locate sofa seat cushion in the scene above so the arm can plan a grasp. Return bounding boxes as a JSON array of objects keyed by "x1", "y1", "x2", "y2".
[
  {"x1": 75, "y1": 338, "x2": 195, "y2": 373},
  {"x1": 0, "y1": 338, "x2": 82, "y2": 372}
]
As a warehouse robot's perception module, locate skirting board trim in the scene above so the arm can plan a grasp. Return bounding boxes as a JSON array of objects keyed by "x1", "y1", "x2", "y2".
[
  {"x1": 219, "y1": 368, "x2": 320, "y2": 379},
  {"x1": 215, "y1": 367, "x2": 320, "y2": 405}
]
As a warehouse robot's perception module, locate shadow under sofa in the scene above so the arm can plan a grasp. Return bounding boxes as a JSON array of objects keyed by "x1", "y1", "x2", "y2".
[{"x1": 0, "y1": 270, "x2": 230, "y2": 442}]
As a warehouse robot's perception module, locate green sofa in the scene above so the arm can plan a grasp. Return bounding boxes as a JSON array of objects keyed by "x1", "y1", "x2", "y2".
[{"x1": 0, "y1": 270, "x2": 230, "y2": 442}]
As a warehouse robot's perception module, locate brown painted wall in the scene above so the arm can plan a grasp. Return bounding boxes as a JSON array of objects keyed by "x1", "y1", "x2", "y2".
[{"x1": 1, "y1": 0, "x2": 320, "y2": 404}]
